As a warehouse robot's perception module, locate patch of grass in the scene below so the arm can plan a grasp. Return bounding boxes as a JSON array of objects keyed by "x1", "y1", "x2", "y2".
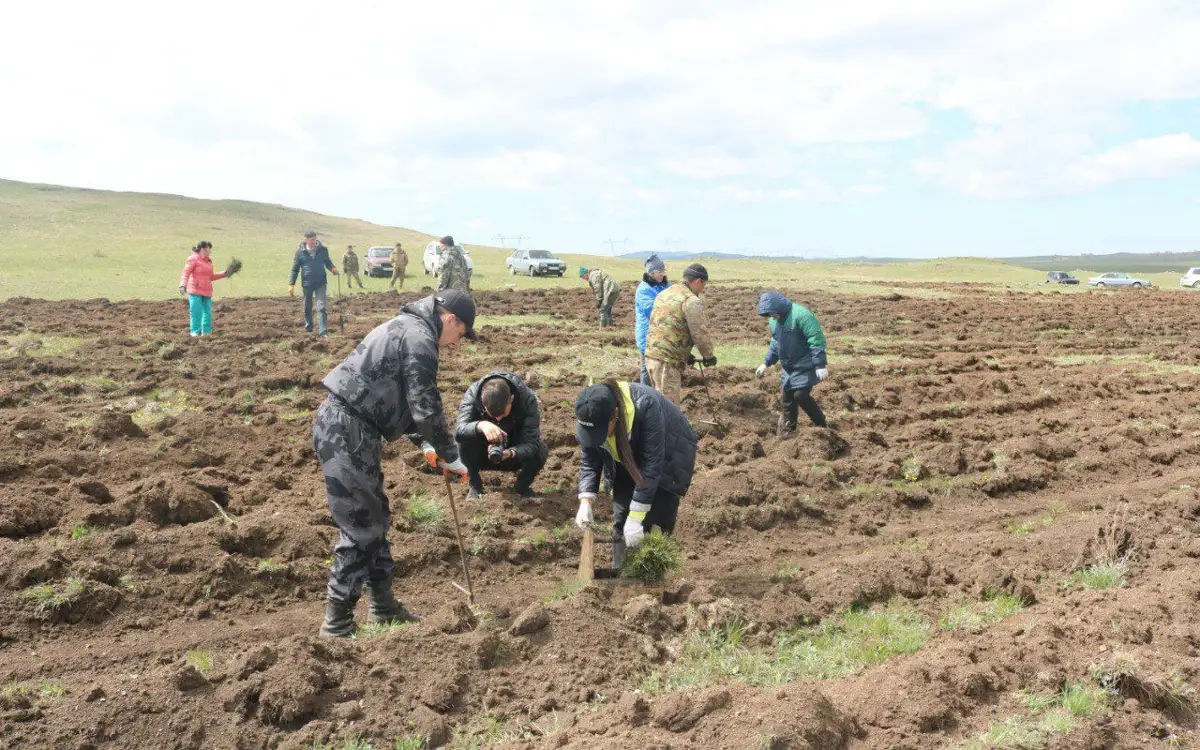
[
  {"x1": 406, "y1": 491, "x2": 446, "y2": 535},
  {"x1": 19, "y1": 577, "x2": 87, "y2": 618},
  {"x1": 450, "y1": 714, "x2": 525, "y2": 749},
  {"x1": 255, "y1": 558, "x2": 287, "y2": 574},
  {"x1": 540, "y1": 580, "x2": 583, "y2": 604},
  {"x1": 621, "y1": 529, "x2": 683, "y2": 583},
  {"x1": 357, "y1": 621, "x2": 414, "y2": 639},
  {"x1": 1005, "y1": 520, "x2": 1036, "y2": 536},
  {"x1": 472, "y1": 514, "x2": 500, "y2": 537},
  {"x1": 0, "y1": 334, "x2": 84, "y2": 358},
  {"x1": 132, "y1": 388, "x2": 193, "y2": 429},
  {"x1": 525, "y1": 530, "x2": 551, "y2": 549},
  {"x1": 310, "y1": 739, "x2": 376, "y2": 750},
  {"x1": 69, "y1": 524, "x2": 98, "y2": 541},
  {"x1": 1092, "y1": 653, "x2": 1197, "y2": 718},
  {"x1": 550, "y1": 523, "x2": 571, "y2": 541},
  {"x1": 476, "y1": 314, "x2": 557, "y2": 327},
  {"x1": 901, "y1": 455, "x2": 923, "y2": 482},
  {"x1": 960, "y1": 682, "x2": 1110, "y2": 749},
  {"x1": 262, "y1": 386, "x2": 304, "y2": 404},
  {"x1": 1065, "y1": 561, "x2": 1128, "y2": 590},
  {"x1": 642, "y1": 600, "x2": 929, "y2": 694},
  {"x1": 2, "y1": 679, "x2": 69, "y2": 702},
  {"x1": 941, "y1": 592, "x2": 1027, "y2": 632},
  {"x1": 892, "y1": 537, "x2": 929, "y2": 553},
  {"x1": 186, "y1": 649, "x2": 215, "y2": 675},
  {"x1": 527, "y1": 343, "x2": 638, "y2": 380},
  {"x1": 394, "y1": 737, "x2": 426, "y2": 750},
  {"x1": 712, "y1": 342, "x2": 768, "y2": 369},
  {"x1": 771, "y1": 563, "x2": 804, "y2": 582}
]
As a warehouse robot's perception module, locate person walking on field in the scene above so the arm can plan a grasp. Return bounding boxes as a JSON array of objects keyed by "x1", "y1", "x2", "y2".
[
  {"x1": 390, "y1": 242, "x2": 408, "y2": 290},
  {"x1": 580, "y1": 266, "x2": 621, "y2": 327},
  {"x1": 313, "y1": 289, "x2": 476, "y2": 637},
  {"x1": 755, "y1": 291, "x2": 829, "y2": 433},
  {"x1": 179, "y1": 241, "x2": 239, "y2": 337},
  {"x1": 634, "y1": 254, "x2": 670, "y2": 384},
  {"x1": 437, "y1": 236, "x2": 471, "y2": 293},
  {"x1": 288, "y1": 231, "x2": 338, "y2": 337},
  {"x1": 455, "y1": 371, "x2": 548, "y2": 500},
  {"x1": 572, "y1": 379, "x2": 698, "y2": 568},
  {"x1": 341, "y1": 245, "x2": 364, "y2": 290},
  {"x1": 644, "y1": 263, "x2": 716, "y2": 404}
]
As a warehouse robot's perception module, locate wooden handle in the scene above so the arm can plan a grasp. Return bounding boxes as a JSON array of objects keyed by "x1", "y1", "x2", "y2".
[{"x1": 578, "y1": 526, "x2": 595, "y2": 584}]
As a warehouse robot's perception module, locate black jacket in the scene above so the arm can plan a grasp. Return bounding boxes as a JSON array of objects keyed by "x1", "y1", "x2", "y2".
[
  {"x1": 455, "y1": 371, "x2": 544, "y2": 461},
  {"x1": 320, "y1": 296, "x2": 457, "y2": 459},
  {"x1": 578, "y1": 383, "x2": 698, "y2": 507},
  {"x1": 289, "y1": 243, "x2": 334, "y2": 289}
]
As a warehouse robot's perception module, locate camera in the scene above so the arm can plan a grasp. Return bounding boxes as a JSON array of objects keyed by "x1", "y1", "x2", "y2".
[{"x1": 488, "y1": 436, "x2": 507, "y2": 465}]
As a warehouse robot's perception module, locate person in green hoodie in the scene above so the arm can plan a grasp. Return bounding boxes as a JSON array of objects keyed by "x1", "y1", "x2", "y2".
[{"x1": 755, "y1": 291, "x2": 829, "y2": 433}]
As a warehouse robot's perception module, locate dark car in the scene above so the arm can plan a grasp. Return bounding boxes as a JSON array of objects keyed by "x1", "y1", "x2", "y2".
[
  {"x1": 1046, "y1": 271, "x2": 1080, "y2": 285},
  {"x1": 364, "y1": 246, "x2": 393, "y2": 277}
]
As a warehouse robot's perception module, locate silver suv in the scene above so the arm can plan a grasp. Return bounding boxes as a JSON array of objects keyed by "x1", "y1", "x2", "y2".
[{"x1": 506, "y1": 249, "x2": 566, "y2": 277}]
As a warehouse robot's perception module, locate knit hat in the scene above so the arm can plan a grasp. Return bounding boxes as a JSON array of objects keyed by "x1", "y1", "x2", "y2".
[
  {"x1": 578, "y1": 267, "x2": 590, "y2": 278},
  {"x1": 683, "y1": 263, "x2": 709, "y2": 281},
  {"x1": 645, "y1": 254, "x2": 666, "y2": 274}
]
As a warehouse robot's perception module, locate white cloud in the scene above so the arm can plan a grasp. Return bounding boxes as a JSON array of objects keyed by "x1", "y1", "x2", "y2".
[
  {"x1": 465, "y1": 218, "x2": 489, "y2": 230},
  {"x1": 1066, "y1": 134, "x2": 1200, "y2": 187}
]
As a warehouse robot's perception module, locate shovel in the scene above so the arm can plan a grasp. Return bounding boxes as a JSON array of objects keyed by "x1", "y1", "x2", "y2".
[
  {"x1": 578, "y1": 526, "x2": 621, "y2": 583},
  {"x1": 443, "y1": 473, "x2": 475, "y2": 605},
  {"x1": 695, "y1": 363, "x2": 728, "y2": 437}
]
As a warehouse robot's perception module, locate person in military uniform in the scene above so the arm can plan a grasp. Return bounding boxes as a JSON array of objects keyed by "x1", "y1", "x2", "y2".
[
  {"x1": 644, "y1": 263, "x2": 716, "y2": 404},
  {"x1": 390, "y1": 242, "x2": 408, "y2": 290},
  {"x1": 579, "y1": 266, "x2": 621, "y2": 327},
  {"x1": 455, "y1": 371, "x2": 548, "y2": 500},
  {"x1": 342, "y1": 245, "x2": 364, "y2": 289},
  {"x1": 312, "y1": 290, "x2": 476, "y2": 638},
  {"x1": 437, "y1": 235, "x2": 471, "y2": 293}
]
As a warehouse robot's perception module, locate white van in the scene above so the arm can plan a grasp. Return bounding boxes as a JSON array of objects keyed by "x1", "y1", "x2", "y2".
[
  {"x1": 1181, "y1": 268, "x2": 1200, "y2": 289},
  {"x1": 422, "y1": 241, "x2": 475, "y2": 276}
]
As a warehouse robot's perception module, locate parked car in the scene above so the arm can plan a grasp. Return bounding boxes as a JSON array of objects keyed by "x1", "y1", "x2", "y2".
[
  {"x1": 506, "y1": 249, "x2": 566, "y2": 277},
  {"x1": 422, "y1": 241, "x2": 475, "y2": 276},
  {"x1": 1045, "y1": 271, "x2": 1080, "y2": 285},
  {"x1": 1180, "y1": 268, "x2": 1200, "y2": 289},
  {"x1": 364, "y1": 246, "x2": 393, "y2": 277},
  {"x1": 1087, "y1": 272, "x2": 1151, "y2": 289}
]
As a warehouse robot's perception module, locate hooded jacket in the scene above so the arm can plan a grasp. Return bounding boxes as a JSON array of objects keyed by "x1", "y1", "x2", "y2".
[
  {"x1": 289, "y1": 243, "x2": 334, "y2": 289},
  {"x1": 634, "y1": 274, "x2": 670, "y2": 353},
  {"x1": 578, "y1": 383, "x2": 698, "y2": 507},
  {"x1": 455, "y1": 371, "x2": 546, "y2": 462},
  {"x1": 587, "y1": 269, "x2": 621, "y2": 308},
  {"x1": 759, "y1": 291, "x2": 827, "y2": 391},
  {"x1": 320, "y1": 296, "x2": 457, "y2": 459}
]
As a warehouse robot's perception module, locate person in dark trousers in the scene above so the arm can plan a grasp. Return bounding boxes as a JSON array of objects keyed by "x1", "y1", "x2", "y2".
[
  {"x1": 455, "y1": 371, "x2": 548, "y2": 500},
  {"x1": 634, "y1": 254, "x2": 670, "y2": 385},
  {"x1": 755, "y1": 291, "x2": 829, "y2": 433},
  {"x1": 342, "y1": 245, "x2": 364, "y2": 289},
  {"x1": 288, "y1": 231, "x2": 338, "y2": 336},
  {"x1": 313, "y1": 290, "x2": 476, "y2": 638},
  {"x1": 572, "y1": 379, "x2": 698, "y2": 568}
]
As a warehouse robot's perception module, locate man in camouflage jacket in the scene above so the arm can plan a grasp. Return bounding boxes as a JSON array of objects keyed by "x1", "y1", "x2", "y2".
[
  {"x1": 342, "y1": 245, "x2": 364, "y2": 289},
  {"x1": 389, "y1": 242, "x2": 408, "y2": 290},
  {"x1": 580, "y1": 267, "x2": 621, "y2": 326},
  {"x1": 437, "y1": 235, "x2": 471, "y2": 293},
  {"x1": 644, "y1": 263, "x2": 716, "y2": 403},
  {"x1": 312, "y1": 290, "x2": 476, "y2": 637}
]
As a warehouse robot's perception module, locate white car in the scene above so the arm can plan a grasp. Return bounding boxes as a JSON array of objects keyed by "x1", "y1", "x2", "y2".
[
  {"x1": 422, "y1": 241, "x2": 475, "y2": 276},
  {"x1": 1087, "y1": 272, "x2": 1151, "y2": 289},
  {"x1": 1181, "y1": 268, "x2": 1200, "y2": 289}
]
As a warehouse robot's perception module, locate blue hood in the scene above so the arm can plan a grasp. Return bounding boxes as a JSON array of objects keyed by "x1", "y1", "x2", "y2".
[{"x1": 758, "y1": 291, "x2": 792, "y2": 318}]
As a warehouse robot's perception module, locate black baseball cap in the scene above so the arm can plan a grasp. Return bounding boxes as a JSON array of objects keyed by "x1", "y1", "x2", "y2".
[
  {"x1": 575, "y1": 384, "x2": 615, "y2": 448},
  {"x1": 434, "y1": 289, "x2": 477, "y2": 340},
  {"x1": 440, "y1": 235, "x2": 455, "y2": 246}
]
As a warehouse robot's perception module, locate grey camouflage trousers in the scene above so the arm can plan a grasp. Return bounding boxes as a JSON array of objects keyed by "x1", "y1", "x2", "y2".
[{"x1": 313, "y1": 396, "x2": 394, "y2": 604}]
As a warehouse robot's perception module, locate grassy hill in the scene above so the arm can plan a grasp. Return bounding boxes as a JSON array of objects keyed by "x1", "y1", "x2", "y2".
[
  {"x1": 2, "y1": 178, "x2": 1194, "y2": 302},
  {"x1": 1007, "y1": 251, "x2": 1200, "y2": 275}
]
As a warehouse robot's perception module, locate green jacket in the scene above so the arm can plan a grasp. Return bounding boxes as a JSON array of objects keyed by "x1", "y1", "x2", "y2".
[
  {"x1": 645, "y1": 282, "x2": 714, "y2": 367},
  {"x1": 587, "y1": 269, "x2": 621, "y2": 308},
  {"x1": 342, "y1": 251, "x2": 359, "y2": 273},
  {"x1": 438, "y1": 245, "x2": 471, "y2": 292}
]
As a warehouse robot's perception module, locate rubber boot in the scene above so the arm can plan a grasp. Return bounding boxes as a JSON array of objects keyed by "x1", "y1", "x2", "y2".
[
  {"x1": 367, "y1": 580, "x2": 423, "y2": 625},
  {"x1": 319, "y1": 597, "x2": 358, "y2": 639},
  {"x1": 776, "y1": 415, "x2": 796, "y2": 437}
]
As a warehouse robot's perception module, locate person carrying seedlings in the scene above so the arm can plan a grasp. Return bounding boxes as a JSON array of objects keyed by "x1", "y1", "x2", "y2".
[
  {"x1": 572, "y1": 379, "x2": 698, "y2": 567},
  {"x1": 313, "y1": 289, "x2": 476, "y2": 638},
  {"x1": 755, "y1": 290, "x2": 829, "y2": 433},
  {"x1": 454, "y1": 371, "x2": 548, "y2": 500},
  {"x1": 288, "y1": 230, "x2": 338, "y2": 337},
  {"x1": 644, "y1": 263, "x2": 716, "y2": 404},
  {"x1": 390, "y1": 242, "x2": 408, "y2": 290},
  {"x1": 634, "y1": 254, "x2": 670, "y2": 384},
  {"x1": 342, "y1": 245, "x2": 364, "y2": 289},
  {"x1": 579, "y1": 266, "x2": 621, "y2": 327},
  {"x1": 178, "y1": 241, "x2": 240, "y2": 337},
  {"x1": 437, "y1": 235, "x2": 471, "y2": 293}
]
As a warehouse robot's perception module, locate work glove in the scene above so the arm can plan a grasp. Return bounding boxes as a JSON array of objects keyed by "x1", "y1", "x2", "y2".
[
  {"x1": 701, "y1": 357, "x2": 718, "y2": 368},
  {"x1": 440, "y1": 458, "x2": 469, "y2": 484},
  {"x1": 419, "y1": 442, "x2": 439, "y2": 469},
  {"x1": 816, "y1": 367, "x2": 829, "y2": 382},
  {"x1": 575, "y1": 494, "x2": 595, "y2": 528},
  {"x1": 330, "y1": 266, "x2": 339, "y2": 275},
  {"x1": 755, "y1": 364, "x2": 768, "y2": 378},
  {"x1": 178, "y1": 285, "x2": 187, "y2": 296},
  {"x1": 288, "y1": 285, "x2": 295, "y2": 296},
  {"x1": 623, "y1": 501, "x2": 651, "y2": 549}
]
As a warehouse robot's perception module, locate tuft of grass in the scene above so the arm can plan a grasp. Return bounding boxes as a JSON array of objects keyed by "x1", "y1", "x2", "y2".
[
  {"x1": 1005, "y1": 520, "x2": 1035, "y2": 536},
  {"x1": 69, "y1": 524, "x2": 98, "y2": 541},
  {"x1": 941, "y1": 592, "x2": 1027, "y2": 632},
  {"x1": 1059, "y1": 683, "x2": 1109, "y2": 717},
  {"x1": 255, "y1": 558, "x2": 287, "y2": 574},
  {"x1": 472, "y1": 514, "x2": 500, "y2": 537},
  {"x1": 526, "y1": 530, "x2": 551, "y2": 549},
  {"x1": 406, "y1": 491, "x2": 446, "y2": 535},
  {"x1": 901, "y1": 455, "x2": 923, "y2": 482},
  {"x1": 2, "y1": 679, "x2": 69, "y2": 702},
  {"x1": 310, "y1": 739, "x2": 376, "y2": 750},
  {"x1": 960, "y1": 682, "x2": 1109, "y2": 749},
  {"x1": 771, "y1": 563, "x2": 804, "y2": 582},
  {"x1": 357, "y1": 621, "x2": 414, "y2": 639},
  {"x1": 550, "y1": 523, "x2": 571, "y2": 541},
  {"x1": 132, "y1": 388, "x2": 193, "y2": 429},
  {"x1": 394, "y1": 737, "x2": 426, "y2": 750},
  {"x1": 540, "y1": 580, "x2": 583, "y2": 604},
  {"x1": 1065, "y1": 561, "x2": 1128, "y2": 590},
  {"x1": 0, "y1": 334, "x2": 84, "y2": 358},
  {"x1": 19, "y1": 577, "x2": 87, "y2": 618},
  {"x1": 1092, "y1": 653, "x2": 1197, "y2": 718},
  {"x1": 621, "y1": 529, "x2": 683, "y2": 583},
  {"x1": 186, "y1": 649, "x2": 215, "y2": 675}
]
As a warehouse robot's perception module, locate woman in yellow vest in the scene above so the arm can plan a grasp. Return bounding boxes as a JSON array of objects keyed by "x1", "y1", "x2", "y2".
[{"x1": 572, "y1": 379, "x2": 698, "y2": 566}]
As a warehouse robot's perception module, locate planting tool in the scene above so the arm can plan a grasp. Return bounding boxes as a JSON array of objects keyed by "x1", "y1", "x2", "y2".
[
  {"x1": 336, "y1": 273, "x2": 345, "y2": 334},
  {"x1": 577, "y1": 525, "x2": 621, "y2": 583},
  {"x1": 443, "y1": 473, "x2": 475, "y2": 605},
  {"x1": 696, "y1": 363, "x2": 727, "y2": 436}
]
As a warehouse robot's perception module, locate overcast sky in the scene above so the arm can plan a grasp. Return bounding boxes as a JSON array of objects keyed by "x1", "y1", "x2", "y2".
[{"x1": 3, "y1": 1, "x2": 1200, "y2": 257}]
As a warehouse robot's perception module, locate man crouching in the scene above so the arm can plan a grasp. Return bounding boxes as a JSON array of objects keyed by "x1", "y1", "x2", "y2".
[
  {"x1": 455, "y1": 371, "x2": 549, "y2": 500},
  {"x1": 313, "y1": 290, "x2": 475, "y2": 637}
]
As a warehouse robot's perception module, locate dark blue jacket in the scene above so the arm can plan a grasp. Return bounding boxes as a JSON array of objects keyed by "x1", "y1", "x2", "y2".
[
  {"x1": 289, "y1": 243, "x2": 334, "y2": 289},
  {"x1": 759, "y1": 291, "x2": 828, "y2": 392}
]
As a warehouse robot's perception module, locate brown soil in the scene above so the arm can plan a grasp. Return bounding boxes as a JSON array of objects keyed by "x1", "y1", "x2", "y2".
[{"x1": 2, "y1": 283, "x2": 1199, "y2": 748}]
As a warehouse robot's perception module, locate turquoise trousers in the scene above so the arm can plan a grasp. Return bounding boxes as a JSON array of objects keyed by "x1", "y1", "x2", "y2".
[{"x1": 188, "y1": 294, "x2": 213, "y2": 335}]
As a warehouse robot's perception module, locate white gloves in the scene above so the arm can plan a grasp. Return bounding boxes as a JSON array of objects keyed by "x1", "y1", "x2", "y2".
[
  {"x1": 440, "y1": 458, "x2": 469, "y2": 479},
  {"x1": 755, "y1": 364, "x2": 768, "y2": 378},
  {"x1": 815, "y1": 367, "x2": 829, "y2": 382},
  {"x1": 623, "y1": 501, "x2": 652, "y2": 548},
  {"x1": 575, "y1": 494, "x2": 595, "y2": 528}
]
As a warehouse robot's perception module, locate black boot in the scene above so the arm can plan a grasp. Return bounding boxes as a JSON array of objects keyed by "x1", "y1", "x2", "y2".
[
  {"x1": 319, "y1": 597, "x2": 358, "y2": 639},
  {"x1": 367, "y1": 580, "x2": 422, "y2": 625},
  {"x1": 776, "y1": 415, "x2": 796, "y2": 436}
]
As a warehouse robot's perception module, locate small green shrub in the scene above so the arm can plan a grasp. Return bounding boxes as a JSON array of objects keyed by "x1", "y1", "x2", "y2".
[
  {"x1": 406, "y1": 492, "x2": 446, "y2": 535},
  {"x1": 1065, "y1": 561, "x2": 1128, "y2": 590},
  {"x1": 255, "y1": 558, "x2": 287, "y2": 574},
  {"x1": 621, "y1": 529, "x2": 683, "y2": 583},
  {"x1": 186, "y1": 649, "x2": 215, "y2": 675}
]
